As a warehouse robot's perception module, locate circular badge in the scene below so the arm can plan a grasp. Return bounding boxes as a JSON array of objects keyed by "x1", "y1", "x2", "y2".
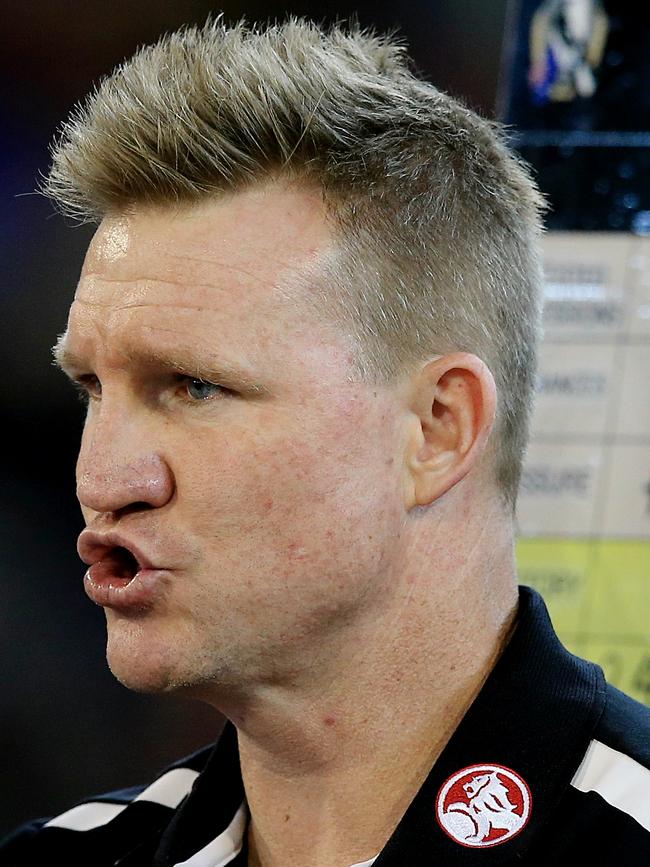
[{"x1": 436, "y1": 764, "x2": 532, "y2": 848}]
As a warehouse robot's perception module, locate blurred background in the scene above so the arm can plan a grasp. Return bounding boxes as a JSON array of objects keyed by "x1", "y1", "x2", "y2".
[{"x1": 2, "y1": 0, "x2": 648, "y2": 836}]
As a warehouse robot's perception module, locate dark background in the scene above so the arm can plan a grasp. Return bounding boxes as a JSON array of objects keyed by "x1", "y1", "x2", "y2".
[
  {"x1": 503, "y1": 0, "x2": 650, "y2": 231},
  {"x1": 1, "y1": 0, "x2": 510, "y2": 835}
]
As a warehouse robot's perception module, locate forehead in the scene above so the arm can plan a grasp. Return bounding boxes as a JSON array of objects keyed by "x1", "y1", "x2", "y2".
[
  {"x1": 78, "y1": 182, "x2": 335, "y2": 316},
  {"x1": 65, "y1": 183, "x2": 361, "y2": 384}
]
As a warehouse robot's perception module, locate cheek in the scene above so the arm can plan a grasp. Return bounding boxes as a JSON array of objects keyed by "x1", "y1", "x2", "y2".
[
  {"x1": 175, "y1": 411, "x2": 400, "y2": 596},
  {"x1": 181, "y1": 424, "x2": 352, "y2": 540}
]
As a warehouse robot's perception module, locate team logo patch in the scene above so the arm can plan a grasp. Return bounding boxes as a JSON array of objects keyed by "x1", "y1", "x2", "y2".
[{"x1": 436, "y1": 764, "x2": 531, "y2": 848}]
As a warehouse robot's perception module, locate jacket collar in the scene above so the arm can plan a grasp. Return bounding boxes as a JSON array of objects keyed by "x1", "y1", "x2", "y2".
[{"x1": 374, "y1": 585, "x2": 606, "y2": 863}]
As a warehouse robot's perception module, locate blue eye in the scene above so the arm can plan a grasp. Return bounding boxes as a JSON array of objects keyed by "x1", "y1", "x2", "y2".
[{"x1": 185, "y1": 378, "x2": 226, "y2": 401}]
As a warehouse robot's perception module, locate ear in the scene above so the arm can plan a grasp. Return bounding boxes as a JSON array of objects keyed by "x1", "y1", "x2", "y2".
[{"x1": 402, "y1": 353, "x2": 497, "y2": 509}]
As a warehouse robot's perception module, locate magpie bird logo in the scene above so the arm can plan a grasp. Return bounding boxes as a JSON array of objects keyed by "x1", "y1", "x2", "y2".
[{"x1": 436, "y1": 764, "x2": 532, "y2": 848}]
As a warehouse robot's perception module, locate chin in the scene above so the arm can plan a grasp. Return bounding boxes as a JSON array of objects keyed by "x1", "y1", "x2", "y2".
[
  {"x1": 102, "y1": 610, "x2": 263, "y2": 701},
  {"x1": 106, "y1": 648, "x2": 176, "y2": 694},
  {"x1": 104, "y1": 619, "x2": 184, "y2": 694},
  {"x1": 103, "y1": 622, "x2": 226, "y2": 699}
]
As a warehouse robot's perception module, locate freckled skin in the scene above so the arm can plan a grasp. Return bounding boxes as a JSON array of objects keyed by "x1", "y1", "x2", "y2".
[{"x1": 66, "y1": 183, "x2": 409, "y2": 699}]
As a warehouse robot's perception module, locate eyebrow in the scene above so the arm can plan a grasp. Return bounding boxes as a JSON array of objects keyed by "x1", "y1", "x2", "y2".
[{"x1": 51, "y1": 338, "x2": 269, "y2": 396}]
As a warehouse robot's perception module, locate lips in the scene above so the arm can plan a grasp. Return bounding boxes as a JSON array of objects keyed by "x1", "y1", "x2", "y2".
[
  {"x1": 78, "y1": 530, "x2": 156, "y2": 572},
  {"x1": 77, "y1": 530, "x2": 169, "y2": 610}
]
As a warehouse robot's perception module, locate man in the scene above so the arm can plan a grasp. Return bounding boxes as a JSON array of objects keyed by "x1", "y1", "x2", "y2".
[{"x1": 3, "y1": 16, "x2": 649, "y2": 867}]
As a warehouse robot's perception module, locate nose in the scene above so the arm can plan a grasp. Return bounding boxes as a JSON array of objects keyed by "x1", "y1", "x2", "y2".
[{"x1": 76, "y1": 405, "x2": 174, "y2": 516}]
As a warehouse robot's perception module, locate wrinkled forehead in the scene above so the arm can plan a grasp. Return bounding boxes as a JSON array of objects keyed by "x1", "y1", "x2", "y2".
[
  {"x1": 65, "y1": 186, "x2": 364, "y2": 385},
  {"x1": 82, "y1": 184, "x2": 336, "y2": 300}
]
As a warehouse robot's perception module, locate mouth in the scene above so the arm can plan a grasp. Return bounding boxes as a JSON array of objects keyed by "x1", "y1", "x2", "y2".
[
  {"x1": 78, "y1": 533, "x2": 170, "y2": 611},
  {"x1": 89, "y1": 546, "x2": 141, "y2": 588}
]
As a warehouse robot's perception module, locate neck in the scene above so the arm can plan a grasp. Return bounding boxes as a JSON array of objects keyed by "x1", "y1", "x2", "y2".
[{"x1": 218, "y1": 505, "x2": 518, "y2": 867}]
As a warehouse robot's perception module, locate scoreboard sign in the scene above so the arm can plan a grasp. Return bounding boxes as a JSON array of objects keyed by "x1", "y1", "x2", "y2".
[{"x1": 516, "y1": 232, "x2": 650, "y2": 704}]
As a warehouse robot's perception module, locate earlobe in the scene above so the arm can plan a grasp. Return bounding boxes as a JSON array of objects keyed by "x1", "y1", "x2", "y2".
[{"x1": 404, "y1": 353, "x2": 496, "y2": 510}]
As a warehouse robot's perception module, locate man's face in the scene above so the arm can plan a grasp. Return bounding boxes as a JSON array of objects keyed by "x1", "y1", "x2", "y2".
[{"x1": 60, "y1": 183, "x2": 409, "y2": 698}]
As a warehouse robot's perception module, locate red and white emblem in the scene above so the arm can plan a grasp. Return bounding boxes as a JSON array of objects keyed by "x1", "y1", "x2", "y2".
[{"x1": 436, "y1": 764, "x2": 532, "y2": 848}]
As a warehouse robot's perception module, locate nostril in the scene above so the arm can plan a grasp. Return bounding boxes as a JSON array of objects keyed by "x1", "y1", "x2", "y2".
[{"x1": 123, "y1": 502, "x2": 152, "y2": 514}]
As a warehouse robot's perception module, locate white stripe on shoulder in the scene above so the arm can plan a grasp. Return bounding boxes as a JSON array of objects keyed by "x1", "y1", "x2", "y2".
[
  {"x1": 45, "y1": 802, "x2": 127, "y2": 831},
  {"x1": 349, "y1": 858, "x2": 378, "y2": 866},
  {"x1": 44, "y1": 766, "x2": 199, "y2": 831},
  {"x1": 135, "y1": 767, "x2": 200, "y2": 809},
  {"x1": 571, "y1": 738, "x2": 650, "y2": 832}
]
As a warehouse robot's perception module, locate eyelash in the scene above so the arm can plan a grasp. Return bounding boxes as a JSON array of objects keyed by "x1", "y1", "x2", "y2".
[
  {"x1": 72, "y1": 377, "x2": 99, "y2": 405},
  {"x1": 71, "y1": 375, "x2": 231, "y2": 405}
]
